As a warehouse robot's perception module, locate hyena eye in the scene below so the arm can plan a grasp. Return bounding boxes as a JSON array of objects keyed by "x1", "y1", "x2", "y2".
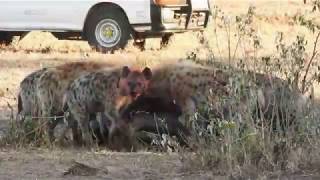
[{"x1": 136, "y1": 82, "x2": 142, "y2": 87}]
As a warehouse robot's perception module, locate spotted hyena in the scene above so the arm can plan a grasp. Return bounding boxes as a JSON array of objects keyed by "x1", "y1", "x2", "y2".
[
  {"x1": 144, "y1": 61, "x2": 312, "y2": 131},
  {"x1": 90, "y1": 95, "x2": 190, "y2": 147},
  {"x1": 36, "y1": 61, "x2": 116, "y2": 142},
  {"x1": 17, "y1": 67, "x2": 48, "y2": 123},
  {"x1": 144, "y1": 62, "x2": 229, "y2": 128},
  {"x1": 63, "y1": 66, "x2": 152, "y2": 150},
  {"x1": 230, "y1": 71, "x2": 314, "y2": 132}
]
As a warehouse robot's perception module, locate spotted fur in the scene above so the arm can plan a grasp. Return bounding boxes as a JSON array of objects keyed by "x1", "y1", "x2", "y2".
[
  {"x1": 145, "y1": 62, "x2": 229, "y2": 127},
  {"x1": 145, "y1": 61, "x2": 312, "y2": 130},
  {"x1": 36, "y1": 61, "x2": 116, "y2": 142},
  {"x1": 62, "y1": 66, "x2": 152, "y2": 149},
  {"x1": 17, "y1": 68, "x2": 48, "y2": 123},
  {"x1": 230, "y1": 71, "x2": 314, "y2": 132}
]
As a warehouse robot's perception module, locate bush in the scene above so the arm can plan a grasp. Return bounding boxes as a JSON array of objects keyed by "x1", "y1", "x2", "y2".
[{"x1": 180, "y1": 4, "x2": 320, "y2": 178}]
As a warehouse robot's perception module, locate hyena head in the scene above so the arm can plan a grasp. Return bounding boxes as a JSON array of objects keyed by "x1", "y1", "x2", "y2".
[{"x1": 118, "y1": 66, "x2": 152, "y2": 98}]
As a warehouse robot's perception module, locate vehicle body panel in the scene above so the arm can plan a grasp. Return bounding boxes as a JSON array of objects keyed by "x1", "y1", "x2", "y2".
[
  {"x1": 190, "y1": 0, "x2": 210, "y2": 11},
  {"x1": 0, "y1": 0, "x2": 151, "y2": 31}
]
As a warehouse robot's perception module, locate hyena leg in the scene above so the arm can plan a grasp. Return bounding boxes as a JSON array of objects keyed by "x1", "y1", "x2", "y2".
[
  {"x1": 37, "y1": 106, "x2": 50, "y2": 140},
  {"x1": 47, "y1": 118, "x2": 61, "y2": 143},
  {"x1": 106, "y1": 114, "x2": 116, "y2": 146},
  {"x1": 57, "y1": 112, "x2": 81, "y2": 146},
  {"x1": 38, "y1": 89, "x2": 56, "y2": 142},
  {"x1": 73, "y1": 111, "x2": 93, "y2": 146},
  {"x1": 39, "y1": 105, "x2": 57, "y2": 143},
  {"x1": 71, "y1": 119, "x2": 81, "y2": 146},
  {"x1": 179, "y1": 97, "x2": 197, "y2": 129},
  {"x1": 106, "y1": 110, "x2": 135, "y2": 151},
  {"x1": 55, "y1": 122, "x2": 70, "y2": 146},
  {"x1": 102, "y1": 111, "x2": 119, "y2": 149},
  {"x1": 96, "y1": 112, "x2": 108, "y2": 144},
  {"x1": 109, "y1": 116, "x2": 135, "y2": 152},
  {"x1": 17, "y1": 93, "x2": 35, "y2": 125}
]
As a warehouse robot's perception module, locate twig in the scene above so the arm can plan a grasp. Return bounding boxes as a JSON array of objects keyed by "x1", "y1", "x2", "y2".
[
  {"x1": 301, "y1": 31, "x2": 320, "y2": 93},
  {"x1": 232, "y1": 30, "x2": 243, "y2": 62},
  {"x1": 6, "y1": 102, "x2": 14, "y2": 122},
  {"x1": 214, "y1": 28, "x2": 223, "y2": 60},
  {"x1": 24, "y1": 120, "x2": 49, "y2": 137},
  {"x1": 27, "y1": 115, "x2": 65, "y2": 120},
  {"x1": 224, "y1": 20, "x2": 232, "y2": 65}
]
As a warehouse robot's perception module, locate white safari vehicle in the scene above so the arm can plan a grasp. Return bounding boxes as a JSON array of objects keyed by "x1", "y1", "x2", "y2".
[{"x1": 0, "y1": 0, "x2": 211, "y2": 51}]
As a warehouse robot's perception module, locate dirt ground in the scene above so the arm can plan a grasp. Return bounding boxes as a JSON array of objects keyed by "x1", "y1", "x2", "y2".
[
  {"x1": 0, "y1": 149, "x2": 197, "y2": 180},
  {"x1": 1, "y1": 0, "x2": 320, "y2": 179}
]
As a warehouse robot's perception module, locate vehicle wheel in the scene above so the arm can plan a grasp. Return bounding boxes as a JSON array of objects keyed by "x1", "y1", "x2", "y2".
[
  {"x1": 0, "y1": 32, "x2": 13, "y2": 45},
  {"x1": 85, "y1": 7, "x2": 131, "y2": 52}
]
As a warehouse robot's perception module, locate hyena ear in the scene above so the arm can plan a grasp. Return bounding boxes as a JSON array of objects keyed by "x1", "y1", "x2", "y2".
[
  {"x1": 142, "y1": 67, "x2": 152, "y2": 80},
  {"x1": 121, "y1": 66, "x2": 131, "y2": 78}
]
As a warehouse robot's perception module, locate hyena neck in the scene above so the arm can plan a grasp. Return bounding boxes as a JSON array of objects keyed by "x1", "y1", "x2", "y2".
[{"x1": 115, "y1": 96, "x2": 133, "y2": 113}]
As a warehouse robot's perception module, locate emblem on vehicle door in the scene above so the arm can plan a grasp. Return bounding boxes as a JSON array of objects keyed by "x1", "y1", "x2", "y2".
[
  {"x1": 136, "y1": 10, "x2": 146, "y2": 19},
  {"x1": 24, "y1": 9, "x2": 46, "y2": 16}
]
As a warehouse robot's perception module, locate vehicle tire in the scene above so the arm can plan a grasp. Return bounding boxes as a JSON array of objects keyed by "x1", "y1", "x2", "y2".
[
  {"x1": 85, "y1": 7, "x2": 131, "y2": 52},
  {"x1": 0, "y1": 32, "x2": 13, "y2": 45}
]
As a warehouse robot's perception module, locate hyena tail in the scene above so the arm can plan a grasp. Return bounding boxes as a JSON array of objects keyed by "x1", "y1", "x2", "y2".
[
  {"x1": 61, "y1": 93, "x2": 72, "y2": 125},
  {"x1": 17, "y1": 92, "x2": 23, "y2": 114},
  {"x1": 62, "y1": 93, "x2": 69, "y2": 112},
  {"x1": 16, "y1": 91, "x2": 24, "y2": 125}
]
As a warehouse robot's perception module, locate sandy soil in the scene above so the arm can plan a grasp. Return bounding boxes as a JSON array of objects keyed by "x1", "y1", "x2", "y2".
[
  {"x1": 0, "y1": 0, "x2": 320, "y2": 179},
  {"x1": 0, "y1": 150, "x2": 190, "y2": 180}
]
